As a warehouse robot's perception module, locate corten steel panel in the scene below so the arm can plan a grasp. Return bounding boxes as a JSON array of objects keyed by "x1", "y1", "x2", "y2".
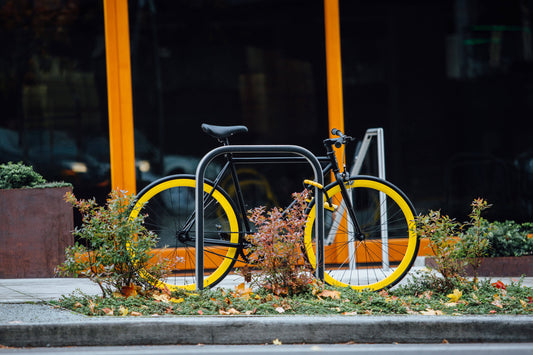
[{"x1": 0, "y1": 187, "x2": 74, "y2": 278}]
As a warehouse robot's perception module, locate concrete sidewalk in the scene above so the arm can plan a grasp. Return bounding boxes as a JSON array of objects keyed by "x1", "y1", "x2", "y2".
[{"x1": 1, "y1": 273, "x2": 533, "y2": 347}]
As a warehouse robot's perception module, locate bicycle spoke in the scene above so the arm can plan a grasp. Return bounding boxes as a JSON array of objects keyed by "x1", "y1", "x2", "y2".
[
  {"x1": 304, "y1": 177, "x2": 419, "y2": 290},
  {"x1": 129, "y1": 177, "x2": 241, "y2": 290}
]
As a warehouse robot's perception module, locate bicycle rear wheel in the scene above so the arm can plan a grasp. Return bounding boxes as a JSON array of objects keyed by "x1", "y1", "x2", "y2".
[
  {"x1": 304, "y1": 176, "x2": 419, "y2": 291},
  {"x1": 129, "y1": 175, "x2": 242, "y2": 291}
]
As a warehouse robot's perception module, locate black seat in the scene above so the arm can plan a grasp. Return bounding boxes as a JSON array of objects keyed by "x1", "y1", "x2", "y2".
[{"x1": 201, "y1": 124, "x2": 248, "y2": 139}]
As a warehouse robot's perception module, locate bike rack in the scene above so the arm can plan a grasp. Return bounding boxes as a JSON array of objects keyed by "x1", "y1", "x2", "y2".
[
  {"x1": 195, "y1": 145, "x2": 325, "y2": 291},
  {"x1": 348, "y1": 128, "x2": 390, "y2": 270},
  {"x1": 350, "y1": 127, "x2": 386, "y2": 179},
  {"x1": 321, "y1": 128, "x2": 390, "y2": 270}
]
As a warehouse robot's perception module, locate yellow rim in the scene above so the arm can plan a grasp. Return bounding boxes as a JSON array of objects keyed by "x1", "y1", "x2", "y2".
[
  {"x1": 304, "y1": 178, "x2": 417, "y2": 291},
  {"x1": 129, "y1": 178, "x2": 239, "y2": 291}
]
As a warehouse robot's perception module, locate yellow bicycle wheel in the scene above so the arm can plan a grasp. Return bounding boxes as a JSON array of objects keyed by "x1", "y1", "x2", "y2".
[
  {"x1": 304, "y1": 176, "x2": 419, "y2": 291},
  {"x1": 129, "y1": 175, "x2": 241, "y2": 291}
]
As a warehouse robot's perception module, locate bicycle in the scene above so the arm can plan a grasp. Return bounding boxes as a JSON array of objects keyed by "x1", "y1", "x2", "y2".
[{"x1": 128, "y1": 124, "x2": 419, "y2": 291}]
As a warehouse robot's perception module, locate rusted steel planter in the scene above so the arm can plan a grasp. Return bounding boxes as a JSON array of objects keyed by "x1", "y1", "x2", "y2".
[
  {"x1": 0, "y1": 186, "x2": 74, "y2": 278},
  {"x1": 425, "y1": 255, "x2": 533, "y2": 277}
]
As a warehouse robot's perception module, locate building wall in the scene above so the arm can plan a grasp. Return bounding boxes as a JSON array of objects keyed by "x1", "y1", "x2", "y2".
[{"x1": 0, "y1": 0, "x2": 532, "y2": 221}]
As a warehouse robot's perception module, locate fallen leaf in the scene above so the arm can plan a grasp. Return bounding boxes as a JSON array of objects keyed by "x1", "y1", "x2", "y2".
[
  {"x1": 233, "y1": 283, "x2": 254, "y2": 300},
  {"x1": 130, "y1": 311, "x2": 143, "y2": 316},
  {"x1": 219, "y1": 308, "x2": 240, "y2": 315},
  {"x1": 102, "y1": 307, "x2": 114, "y2": 316},
  {"x1": 119, "y1": 305, "x2": 128, "y2": 316},
  {"x1": 275, "y1": 306, "x2": 285, "y2": 313},
  {"x1": 491, "y1": 299, "x2": 503, "y2": 308},
  {"x1": 317, "y1": 289, "x2": 341, "y2": 300},
  {"x1": 198, "y1": 310, "x2": 204, "y2": 315},
  {"x1": 244, "y1": 308, "x2": 257, "y2": 315},
  {"x1": 492, "y1": 280, "x2": 506, "y2": 290},
  {"x1": 273, "y1": 339, "x2": 282, "y2": 345},
  {"x1": 121, "y1": 284, "x2": 137, "y2": 298},
  {"x1": 170, "y1": 297, "x2": 184, "y2": 303},
  {"x1": 420, "y1": 308, "x2": 444, "y2": 315},
  {"x1": 520, "y1": 300, "x2": 527, "y2": 308},
  {"x1": 153, "y1": 293, "x2": 171, "y2": 303},
  {"x1": 342, "y1": 311, "x2": 358, "y2": 315},
  {"x1": 419, "y1": 290, "x2": 433, "y2": 300},
  {"x1": 73, "y1": 302, "x2": 83, "y2": 309},
  {"x1": 88, "y1": 300, "x2": 97, "y2": 314},
  {"x1": 447, "y1": 289, "x2": 462, "y2": 303}
]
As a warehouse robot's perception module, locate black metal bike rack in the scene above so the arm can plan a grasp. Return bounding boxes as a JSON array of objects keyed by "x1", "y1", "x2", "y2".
[{"x1": 195, "y1": 145, "x2": 325, "y2": 291}]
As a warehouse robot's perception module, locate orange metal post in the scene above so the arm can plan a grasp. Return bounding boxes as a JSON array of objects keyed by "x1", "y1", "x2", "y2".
[
  {"x1": 324, "y1": 0, "x2": 345, "y2": 168},
  {"x1": 103, "y1": 0, "x2": 137, "y2": 194}
]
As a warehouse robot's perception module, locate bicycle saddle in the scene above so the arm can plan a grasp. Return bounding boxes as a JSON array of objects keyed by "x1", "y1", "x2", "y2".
[{"x1": 201, "y1": 123, "x2": 248, "y2": 139}]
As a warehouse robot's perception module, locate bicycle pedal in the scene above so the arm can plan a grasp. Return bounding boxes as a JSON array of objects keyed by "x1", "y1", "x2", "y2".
[
  {"x1": 303, "y1": 179, "x2": 324, "y2": 190},
  {"x1": 324, "y1": 202, "x2": 337, "y2": 212},
  {"x1": 305, "y1": 198, "x2": 337, "y2": 211}
]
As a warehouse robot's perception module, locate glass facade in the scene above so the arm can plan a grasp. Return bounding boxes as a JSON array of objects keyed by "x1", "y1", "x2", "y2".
[
  {"x1": 1, "y1": 0, "x2": 532, "y2": 222},
  {"x1": 0, "y1": 0, "x2": 109, "y2": 201}
]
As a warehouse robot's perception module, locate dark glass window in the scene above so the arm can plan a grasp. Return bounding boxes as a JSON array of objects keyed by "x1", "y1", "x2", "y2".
[
  {"x1": 1, "y1": 0, "x2": 532, "y2": 221},
  {"x1": 129, "y1": 0, "x2": 327, "y2": 206},
  {"x1": 0, "y1": 0, "x2": 110, "y2": 201}
]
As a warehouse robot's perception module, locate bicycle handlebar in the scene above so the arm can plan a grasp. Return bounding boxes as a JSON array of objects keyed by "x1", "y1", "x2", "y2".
[
  {"x1": 331, "y1": 128, "x2": 343, "y2": 137},
  {"x1": 328, "y1": 128, "x2": 355, "y2": 148}
]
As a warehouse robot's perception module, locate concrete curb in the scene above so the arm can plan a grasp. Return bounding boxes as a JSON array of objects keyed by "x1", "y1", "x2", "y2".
[{"x1": 2, "y1": 315, "x2": 533, "y2": 347}]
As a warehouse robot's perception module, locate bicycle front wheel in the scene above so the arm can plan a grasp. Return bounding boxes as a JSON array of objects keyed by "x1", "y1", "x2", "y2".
[
  {"x1": 304, "y1": 176, "x2": 419, "y2": 291},
  {"x1": 129, "y1": 175, "x2": 241, "y2": 291}
]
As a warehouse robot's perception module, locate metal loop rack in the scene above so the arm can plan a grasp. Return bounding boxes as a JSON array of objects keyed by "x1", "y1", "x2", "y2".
[{"x1": 195, "y1": 145, "x2": 325, "y2": 291}]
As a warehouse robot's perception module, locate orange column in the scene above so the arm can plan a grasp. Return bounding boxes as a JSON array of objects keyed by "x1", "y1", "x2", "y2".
[
  {"x1": 324, "y1": 0, "x2": 345, "y2": 168},
  {"x1": 103, "y1": 0, "x2": 137, "y2": 194}
]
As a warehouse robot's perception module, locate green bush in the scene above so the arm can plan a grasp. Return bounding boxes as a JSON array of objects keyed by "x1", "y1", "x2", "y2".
[
  {"x1": 482, "y1": 220, "x2": 533, "y2": 257},
  {"x1": 416, "y1": 198, "x2": 533, "y2": 290},
  {"x1": 414, "y1": 198, "x2": 491, "y2": 283},
  {"x1": 0, "y1": 162, "x2": 46, "y2": 189},
  {"x1": 57, "y1": 189, "x2": 176, "y2": 297},
  {"x1": 0, "y1": 161, "x2": 71, "y2": 189}
]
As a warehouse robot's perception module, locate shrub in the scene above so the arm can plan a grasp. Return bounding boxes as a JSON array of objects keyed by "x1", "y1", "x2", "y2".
[
  {"x1": 484, "y1": 221, "x2": 533, "y2": 257},
  {"x1": 455, "y1": 198, "x2": 491, "y2": 278},
  {"x1": 414, "y1": 209, "x2": 462, "y2": 281},
  {"x1": 0, "y1": 162, "x2": 46, "y2": 189},
  {"x1": 243, "y1": 190, "x2": 314, "y2": 296},
  {"x1": 0, "y1": 161, "x2": 71, "y2": 189},
  {"x1": 56, "y1": 189, "x2": 176, "y2": 297},
  {"x1": 414, "y1": 198, "x2": 491, "y2": 284}
]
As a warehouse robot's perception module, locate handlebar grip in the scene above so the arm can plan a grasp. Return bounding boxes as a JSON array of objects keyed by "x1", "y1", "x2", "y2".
[{"x1": 331, "y1": 128, "x2": 343, "y2": 137}]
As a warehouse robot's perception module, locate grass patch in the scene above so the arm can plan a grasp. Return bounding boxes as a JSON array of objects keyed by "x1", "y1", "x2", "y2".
[{"x1": 52, "y1": 273, "x2": 533, "y2": 317}]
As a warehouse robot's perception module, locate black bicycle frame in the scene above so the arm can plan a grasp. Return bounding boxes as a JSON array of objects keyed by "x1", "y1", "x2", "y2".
[{"x1": 178, "y1": 138, "x2": 365, "y2": 249}]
